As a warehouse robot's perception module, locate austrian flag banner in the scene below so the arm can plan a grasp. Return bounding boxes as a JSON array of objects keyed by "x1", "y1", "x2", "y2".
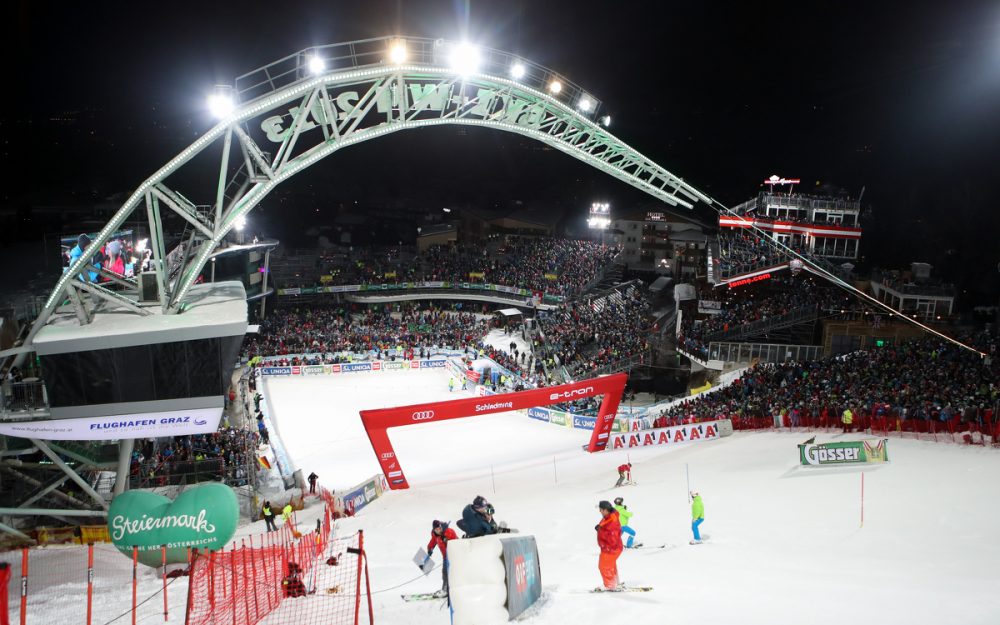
[{"x1": 360, "y1": 373, "x2": 627, "y2": 490}]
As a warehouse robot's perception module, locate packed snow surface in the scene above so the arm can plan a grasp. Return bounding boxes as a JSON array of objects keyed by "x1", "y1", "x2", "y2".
[{"x1": 265, "y1": 368, "x2": 1000, "y2": 625}]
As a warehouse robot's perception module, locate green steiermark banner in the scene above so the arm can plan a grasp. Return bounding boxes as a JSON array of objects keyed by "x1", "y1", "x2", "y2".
[
  {"x1": 798, "y1": 438, "x2": 889, "y2": 466},
  {"x1": 108, "y1": 482, "x2": 239, "y2": 567}
]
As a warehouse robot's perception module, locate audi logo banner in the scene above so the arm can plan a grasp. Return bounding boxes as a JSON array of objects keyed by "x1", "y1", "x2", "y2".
[{"x1": 360, "y1": 373, "x2": 627, "y2": 490}]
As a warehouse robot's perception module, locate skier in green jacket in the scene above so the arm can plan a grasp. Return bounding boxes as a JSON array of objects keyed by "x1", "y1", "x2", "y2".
[
  {"x1": 690, "y1": 491, "x2": 704, "y2": 544},
  {"x1": 613, "y1": 497, "x2": 637, "y2": 548}
]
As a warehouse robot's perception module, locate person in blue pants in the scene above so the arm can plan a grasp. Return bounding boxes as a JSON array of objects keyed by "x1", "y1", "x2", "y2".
[
  {"x1": 690, "y1": 491, "x2": 705, "y2": 544},
  {"x1": 613, "y1": 497, "x2": 637, "y2": 548}
]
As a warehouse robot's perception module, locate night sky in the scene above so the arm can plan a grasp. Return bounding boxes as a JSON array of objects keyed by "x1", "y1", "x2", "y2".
[{"x1": 4, "y1": 0, "x2": 1000, "y2": 303}]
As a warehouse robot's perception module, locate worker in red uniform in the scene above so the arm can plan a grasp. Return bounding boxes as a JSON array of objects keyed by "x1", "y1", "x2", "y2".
[
  {"x1": 423, "y1": 520, "x2": 458, "y2": 598},
  {"x1": 615, "y1": 462, "x2": 632, "y2": 487},
  {"x1": 595, "y1": 500, "x2": 624, "y2": 590}
]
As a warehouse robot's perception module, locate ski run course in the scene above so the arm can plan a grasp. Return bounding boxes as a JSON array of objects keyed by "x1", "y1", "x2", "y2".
[
  {"x1": 266, "y1": 366, "x2": 1000, "y2": 625},
  {"x1": 6, "y1": 361, "x2": 998, "y2": 625}
]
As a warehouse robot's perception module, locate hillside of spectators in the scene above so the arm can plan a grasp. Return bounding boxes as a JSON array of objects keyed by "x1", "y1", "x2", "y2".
[
  {"x1": 655, "y1": 334, "x2": 998, "y2": 429},
  {"x1": 243, "y1": 303, "x2": 492, "y2": 362},
  {"x1": 538, "y1": 286, "x2": 651, "y2": 379},
  {"x1": 678, "y1": 278, "x2": 864, "y2": 357},
  {"x1": 277, "y1": 235, "x2": 619, "y2": 298}
]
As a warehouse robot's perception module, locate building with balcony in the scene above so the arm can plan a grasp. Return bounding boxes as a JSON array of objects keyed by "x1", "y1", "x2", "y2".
[
  {"x1": 870, "y1": 263, "x2": 955, "y2": 321},
  {"x1": 610, "y1": 208, "x2": 707, "y2": 276},
  {"x1": 719, "y1": 191, "x2": 862, "y2": 260}
]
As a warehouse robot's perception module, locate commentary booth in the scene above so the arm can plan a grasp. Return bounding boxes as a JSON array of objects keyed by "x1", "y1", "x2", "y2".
[{"x1": 1, "y1": 281, "x2": 247, "y2": 505}]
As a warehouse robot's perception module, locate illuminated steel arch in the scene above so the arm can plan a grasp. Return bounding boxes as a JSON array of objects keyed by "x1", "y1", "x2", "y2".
[{"x1": 25, "y1": 36, "x2": 713, "y2": 346}]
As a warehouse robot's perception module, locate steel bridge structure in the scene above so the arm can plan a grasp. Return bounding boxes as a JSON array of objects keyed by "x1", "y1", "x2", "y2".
[{"x1": 0, "y1": 36, "x2": 721, "y2": 537}]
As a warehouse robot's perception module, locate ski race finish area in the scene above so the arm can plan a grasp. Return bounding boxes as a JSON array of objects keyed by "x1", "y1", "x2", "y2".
[{"x1": 360, "y1": 373, "x2": 627, "y2": 489}]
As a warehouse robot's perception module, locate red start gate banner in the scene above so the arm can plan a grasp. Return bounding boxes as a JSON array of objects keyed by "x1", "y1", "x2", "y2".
[{"x1": 360, "y1": 373, "x2": 627, "y2": 490}]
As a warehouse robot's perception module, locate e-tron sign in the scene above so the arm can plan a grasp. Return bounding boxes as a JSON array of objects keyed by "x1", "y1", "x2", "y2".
[{"x1": 360, "y1": 373, "x2": 627, "y2": 490}]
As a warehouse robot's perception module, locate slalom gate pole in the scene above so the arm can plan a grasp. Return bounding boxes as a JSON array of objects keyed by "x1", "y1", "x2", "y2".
[
  {"x1": 20, "y1": 547, "x2": 27, "y2": 625},
  {"x1": 231, "y1": 544, "x2": 238, "y2": 625},
  {"x1": 131, "y1": 546, "x2": 138, "y2": 625},
  {"x1": 240, "y1": 542, "x2": 250, "y2": 625},
  {"x1": 490, "y1": 465, "x2": 496, "y2": 495},
  {"x1": 161, "y1": 545, "x2": 168, "y2": 622},
  {"x1": 861, "y1": 472, "x2": 865, "y2": 528},
  {"x1": 86, "y1": 543, "x2": 94, "y2": 625},
  {"x1": 353, "y1": 531, "x2": 364, "y2": 625},
  {"x1": 0, "y1": 562, "x2": 10, "y2": 625},
  {"x1": 686, "y1": 463, "x2": 691, "y2": 502},
  {"x1": 248, "y1": 537, "x2": 260, "y2": 616},
  {"x1": 553, "y1": 456, "x2": 557, "y2": 485}
]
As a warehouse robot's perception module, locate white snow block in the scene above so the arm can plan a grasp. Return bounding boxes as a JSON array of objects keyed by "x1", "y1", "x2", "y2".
[{"x1": 449, "y1": 535, "x2": 508, "y2": 625}]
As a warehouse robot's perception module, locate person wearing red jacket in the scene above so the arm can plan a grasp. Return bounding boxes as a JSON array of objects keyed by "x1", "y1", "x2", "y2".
[
  {"x1": 595, "y1": 500, "x2": 623, "y2": 590},
  {"x1": 424, "y1": 520, "x2": 457, "y2": 598},
  {"x1": 615, "y1": 463, "x2": 632, "y2": 487}
]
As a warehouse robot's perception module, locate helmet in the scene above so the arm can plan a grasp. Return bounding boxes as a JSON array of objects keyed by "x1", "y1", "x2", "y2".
[
  {"x1": 432, "y1": 520, "x2": 444, "y2": 529},
  {"x1": 598, "y1": 500, "x2": 614, "y2": 512},
  {"x1": 613, "y1": 497, "x2": 623, "y2": 506},
  {"x1": 472, "y1": 495, "x2": 489, "y2": 510}
]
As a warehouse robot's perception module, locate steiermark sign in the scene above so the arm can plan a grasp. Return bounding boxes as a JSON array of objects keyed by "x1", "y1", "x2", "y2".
[{"x1": 108, "y1": 482, "x2": 239, "y2": 567}]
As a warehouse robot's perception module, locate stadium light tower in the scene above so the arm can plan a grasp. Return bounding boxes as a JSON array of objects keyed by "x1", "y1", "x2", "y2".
[
  {"x1": 207, "y1": 86, "x2": 235, "y2": 119},
  {"x1": 588, "y1": 202, "x2": 611, "y2": 245}
]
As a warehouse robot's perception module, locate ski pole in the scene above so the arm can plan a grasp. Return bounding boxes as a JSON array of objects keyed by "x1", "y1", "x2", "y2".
[{"x1": 686, "y1": 463, "x2": 691, "y2": 502}]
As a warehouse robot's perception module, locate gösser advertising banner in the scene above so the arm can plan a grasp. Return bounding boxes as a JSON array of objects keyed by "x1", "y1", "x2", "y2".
[
  {"x1": 0, "y1": 407, "x2": 223, "y2": 441},
  {"x1": 603, "y1": 419, "x2": 732, "y2": 451},
  {"x1": 798, "y1": 438, "x2": 890, "y2": 466}
]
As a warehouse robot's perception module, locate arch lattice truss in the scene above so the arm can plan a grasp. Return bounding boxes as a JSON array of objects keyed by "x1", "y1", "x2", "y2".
[{"x1": 36, "y1": 36, "x2": 712, "y2": 337}]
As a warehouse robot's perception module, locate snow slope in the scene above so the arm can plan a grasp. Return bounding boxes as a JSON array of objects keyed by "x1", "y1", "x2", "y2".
[{"x1": 266, "y1": 368, "x2": 1000, "y2": 625}]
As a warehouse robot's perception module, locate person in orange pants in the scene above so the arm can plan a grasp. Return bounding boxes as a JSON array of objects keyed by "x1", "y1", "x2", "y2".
[{"x1": 595, "y1": 500, "x2": 624, "y2": 590}]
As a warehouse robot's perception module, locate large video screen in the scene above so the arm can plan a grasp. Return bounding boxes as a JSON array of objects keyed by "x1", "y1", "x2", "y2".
[{"x1": 61, "y1": 229, "x2": 147, "y2": 281}]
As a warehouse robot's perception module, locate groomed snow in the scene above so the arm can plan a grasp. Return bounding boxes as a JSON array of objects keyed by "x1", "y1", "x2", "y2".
[{"x1": 266, "y1": 368, "x2": 1000, "y2": 625}]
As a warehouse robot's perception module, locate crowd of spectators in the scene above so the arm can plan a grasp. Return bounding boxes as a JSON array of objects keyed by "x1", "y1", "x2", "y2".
[
  {"x1": 716, "y1": 231, "x2": 794, "y2": 278},
  {"x1": 278, "y1": 235, "x2": 619, "y2": 298},
  {"x1": 538, "y1": 285, "x2": 651, "y2": 379},
  {"x1": 678, "y1": 278, "x2": 863, "y2": 358},
  {"x1": 243, "y1": 303, "x2": 492, "y2": 362},
  {"x1": 655, "y1": 334, "x2": 998, "y2": 430},
  {"x1": 129, "y1": 427, "x2": 257, "y2": 488}
]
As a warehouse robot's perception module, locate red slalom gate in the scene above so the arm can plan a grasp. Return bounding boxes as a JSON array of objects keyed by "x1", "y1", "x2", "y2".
[{"x1": 360, "y1": 373, "x2": 628, "y2": 489}]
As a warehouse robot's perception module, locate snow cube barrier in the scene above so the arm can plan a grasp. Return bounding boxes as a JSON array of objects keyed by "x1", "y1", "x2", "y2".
[{"x1": 448, "y1": 535, "x2": 542, "y2": 625}]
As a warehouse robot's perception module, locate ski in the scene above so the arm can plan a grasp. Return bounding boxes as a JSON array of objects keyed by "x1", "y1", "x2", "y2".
[
  {"x1": 401, "y1": 592, "x2": 447, "y2": 602},
  {"x1": 590, "y1": 586, "x2": 653, "y2": 593}
]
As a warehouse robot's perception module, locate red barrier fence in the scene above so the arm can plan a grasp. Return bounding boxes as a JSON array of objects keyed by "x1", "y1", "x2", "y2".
[
  {"x1": 724, "y1": 412, "x2": 999, "y2": 446},
  {"x1": 1, "y1": 488, "x2": 371, "y2": 625},
  {"x1": 185, "y1": 490, "x2": 372, "y2": 625}
]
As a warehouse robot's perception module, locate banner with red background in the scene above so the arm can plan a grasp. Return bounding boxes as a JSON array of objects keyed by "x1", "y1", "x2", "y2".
[{"x1": 360, "y1": 373, "x2": 627, "y2": 490}]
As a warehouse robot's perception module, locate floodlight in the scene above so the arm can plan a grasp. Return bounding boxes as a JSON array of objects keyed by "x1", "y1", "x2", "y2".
[
  {"x1": 510, "y1": 63, "x2": 526, "y2": 79},
  {"x1": 207, "y1": 91, "x2": 235, "y2": 119},
  {"x1": 548, "y1": 80, "x2": 563, "y2": 94},
  {"x1": 448, "y1": 42, "x2": 481, "y2": 75},
  {"x1": 600, "y1": 115, "x2": 611, "y2": 127},
  {"x1": 389, "y1": 40, "x2": 408, "y2": 64},
  {"x1": 235, "y1": 215, "x2": 247, "y2": 231},
  {"x1": 307, "y1": 54, "x2": 326, "y2": 75},
  {"x1": 578, "y1": 97, "x2": 593, "y2": 112}
]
